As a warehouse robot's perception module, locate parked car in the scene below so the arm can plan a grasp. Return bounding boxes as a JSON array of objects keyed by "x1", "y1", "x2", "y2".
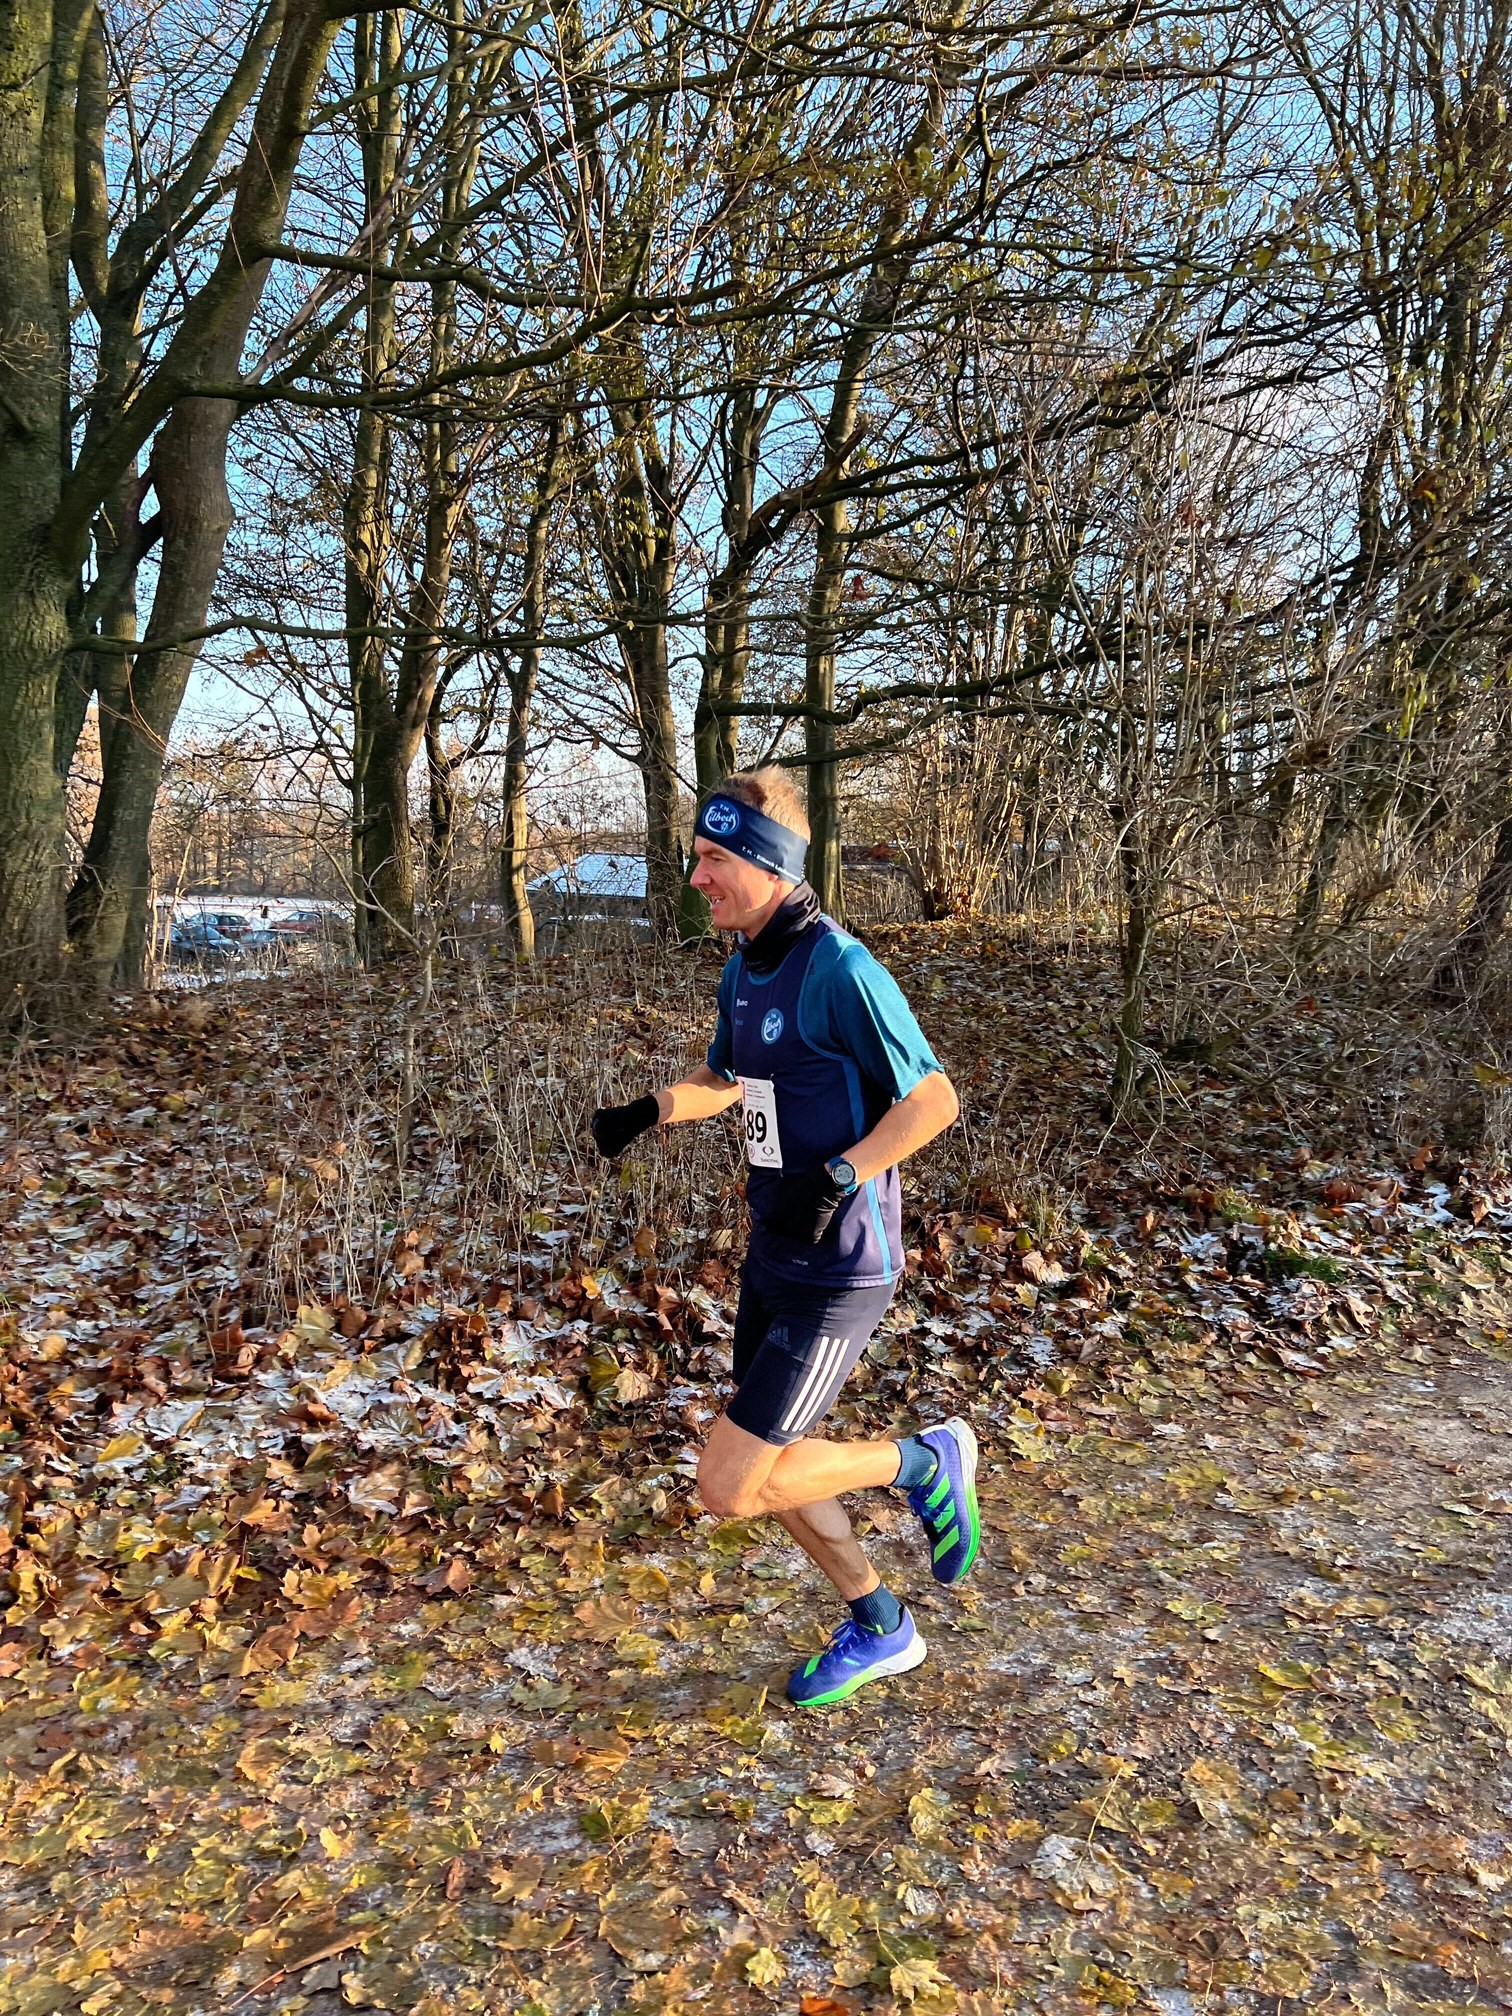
[
  {"x1": 268, "y1": 907, "x2": 334, "y2": 939},
  {"x1": 527, "y1": 854, "x2": 649, "y2": 934},
  {"x1": 185, "y1": 910, "x2": 283, "y2": 956},
  {"x1": 538, "y1": 910, "x2": 653, "y2": 950},
  {"x1": 168, "y1": 920, "x2": 243, "y2": 968}
]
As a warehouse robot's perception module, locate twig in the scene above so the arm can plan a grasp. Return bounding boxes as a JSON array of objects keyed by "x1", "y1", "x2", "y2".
[{"x1": 228, "y1": 1927, "x2": 366, "y2": 2005}]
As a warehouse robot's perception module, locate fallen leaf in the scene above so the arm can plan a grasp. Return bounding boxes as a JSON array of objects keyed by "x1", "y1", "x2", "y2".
[
  {"x1": 890, "y1": 1955, "x2": 951, "y2": 2001},
  {"x1": 240, "y1": 1623, "x2": 299, "y2": 1675},
  {"x1": 745, "y1": 1946, "x2": 786, "y2": 1989},
  {"x1": 613, "y1": 1365, "x2": 657, "y2": 1403},
  {"x1": 599, "y1": 1887, "x2": 689, "y2": 1971},
  {"x1": 804, "y1": 1879, "x2": 863, "y2": 1947},
  {"x1": 1257, "y1": 1659, "x2": 1315, "y2": 1690},
  {"x1": 908, "y1": 1785, "x2": 953, "y2": 1844},
  {"x1": 95, "y1": 1432, "x2": 143, "y2": 1465}
]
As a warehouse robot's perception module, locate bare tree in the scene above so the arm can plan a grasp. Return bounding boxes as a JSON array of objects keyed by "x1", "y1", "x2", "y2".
[{"x1": 0, "y1": 0, "x2": 344, "y2": 1009}]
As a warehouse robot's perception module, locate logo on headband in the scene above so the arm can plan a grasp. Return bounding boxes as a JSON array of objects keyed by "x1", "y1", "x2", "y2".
[{"x1": 702, "y1": 801, "x2": 741, "y2": 838}]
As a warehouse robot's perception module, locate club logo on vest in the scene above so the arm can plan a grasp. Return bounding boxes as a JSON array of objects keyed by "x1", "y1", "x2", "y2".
[
  {"x1": 702, "y1": 801, "x2": 740, "y2": 837},
  {"x1": 761, "y1": 1009, "x2": 784, "y2": 1044}
]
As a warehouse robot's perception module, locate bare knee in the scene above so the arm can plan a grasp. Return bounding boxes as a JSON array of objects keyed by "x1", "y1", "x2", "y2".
[
  {"x1": 697, "y1": 1456, "x2": 768, "y2": 1520},
  {"x1": 698, "y1": 1412, "x2": 784, "y2": 1518}
]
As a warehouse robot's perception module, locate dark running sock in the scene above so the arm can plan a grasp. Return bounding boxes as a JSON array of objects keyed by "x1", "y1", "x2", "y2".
[
  {"x1": 892, "y1": 1435, "x2": 938, "y2": 1491},
  {"x1": 848, "y1": 1583, "x2": 905, "y2": 1636}
]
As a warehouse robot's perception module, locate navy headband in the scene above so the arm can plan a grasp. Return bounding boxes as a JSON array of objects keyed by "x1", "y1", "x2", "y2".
[{"x1": 694, "y1": 794, "x2": 808, "y2": 882}]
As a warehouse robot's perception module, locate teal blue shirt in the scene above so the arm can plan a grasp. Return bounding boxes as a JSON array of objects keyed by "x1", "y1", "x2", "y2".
[
  {"x1": 707, "y1": 929, "x2": 941, "y2": 1098},
  {"x1": 708, "y1": 921, "x2": 942, "y2": 1286}
]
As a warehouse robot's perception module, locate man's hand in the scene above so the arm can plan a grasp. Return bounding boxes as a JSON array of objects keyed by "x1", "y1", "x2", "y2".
[
  {"x1": 763, "y1": 1163, "x2": 847, "y2": 1244},
  {"x1": 841, "y1": 1071, "x2": 959, "y2": 1184},
  {"x1": 591, "y1": 1094, "x2": 659, "y2": 1159}
]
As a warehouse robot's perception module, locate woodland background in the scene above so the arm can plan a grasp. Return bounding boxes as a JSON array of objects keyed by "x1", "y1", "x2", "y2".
[
  {"x1": 2, "y1": 0, "x2": 1512, "y2": 1103},
  {"x1": 7, "y1": 4, "x2": 1512, "y2": 2015}
]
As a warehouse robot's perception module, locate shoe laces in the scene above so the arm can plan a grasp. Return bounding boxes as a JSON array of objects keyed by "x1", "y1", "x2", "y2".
[
  {"x1": 908, "y1": 1472, "x2": 949, "y2": 1522},
  {"x1": 824, "y1": 1618, "x2": 873, "y2": 1666}
]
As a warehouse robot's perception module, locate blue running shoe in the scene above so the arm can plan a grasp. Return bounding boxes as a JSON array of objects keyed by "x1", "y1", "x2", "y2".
[
  {"x1": 907, "y1": 1417, "x2": 981, "y2": 1585},
  {"x1": 786, "y1": 1610, "x2": 927, "y2": 1709}
]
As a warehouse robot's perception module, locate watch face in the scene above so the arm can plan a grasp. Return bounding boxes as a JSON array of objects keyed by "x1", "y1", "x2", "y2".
[{"x1": 829, "y1": 1159, "x2": 857, "y2": 1191}]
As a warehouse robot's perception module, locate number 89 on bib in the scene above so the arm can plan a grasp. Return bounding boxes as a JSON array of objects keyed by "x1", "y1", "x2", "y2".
[{"x1": 740, "y1": 1077, "x2": 783, "y2": 1168}]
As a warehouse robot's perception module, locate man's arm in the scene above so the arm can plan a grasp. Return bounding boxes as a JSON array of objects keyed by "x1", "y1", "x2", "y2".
[
  {"x1": 802, "y1": 939, "x2": 955, "y2": 1184},
  {"x1": 593, "y1": 955, "x2": 743, "y2": 1160},
  {"x1": 758, "y1": 1068, "x2": 958, "y2": 1244},
  {"x1": 842, "y1": 1070, "x2": 959, "y2": 1184},
  {"x1": 656, "y1": 1064, "x2": 743, "y2": 1125}
]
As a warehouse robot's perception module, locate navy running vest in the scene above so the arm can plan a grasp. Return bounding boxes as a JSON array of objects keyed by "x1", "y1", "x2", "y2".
[{"x1": 730, "y1": 916, "x2": 902, "y2": 1289}]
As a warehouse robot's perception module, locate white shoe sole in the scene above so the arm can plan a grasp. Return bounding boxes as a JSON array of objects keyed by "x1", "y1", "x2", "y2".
[
  {"x1": 919, "y1": 1414, "x2": 979, "y2": 1483},
  {"x1": 790, "y1": 1625, "x2": 929, "y2": 1707},
  {"x1": 945, "y1": 1415, "x2": 979, "y2": 1483},
  {"x1": 870, "y1": 1633, "x2": 929, "y2": 1680}
]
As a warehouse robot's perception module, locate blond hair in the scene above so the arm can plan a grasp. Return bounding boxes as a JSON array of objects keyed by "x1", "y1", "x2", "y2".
[{"x1": 708, "y1": 766, "x2": 810, "y2": 840}]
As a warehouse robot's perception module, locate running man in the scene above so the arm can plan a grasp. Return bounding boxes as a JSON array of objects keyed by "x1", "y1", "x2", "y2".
[{"x1": 589, "y1": 767, "x2": 979, "y2": 1708}]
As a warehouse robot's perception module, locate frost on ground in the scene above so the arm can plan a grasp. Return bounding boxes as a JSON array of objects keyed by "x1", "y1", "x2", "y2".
[{"x1": 2, "y1": 934, "x2": 1512, "y2": 2014}]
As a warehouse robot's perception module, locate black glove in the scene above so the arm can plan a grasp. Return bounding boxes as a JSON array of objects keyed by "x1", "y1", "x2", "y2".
[
  {"x1": 591, "y1": 1093, "x2": 660, "y2": 1159},
  {"x1": 763, "y1": 1163, "x2": 847, "y2": 1244}
]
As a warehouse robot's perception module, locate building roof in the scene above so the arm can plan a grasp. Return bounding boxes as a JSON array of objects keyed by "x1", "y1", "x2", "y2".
[{"x1": 527, "y1": 853, "x2": 648, "y2": 900}]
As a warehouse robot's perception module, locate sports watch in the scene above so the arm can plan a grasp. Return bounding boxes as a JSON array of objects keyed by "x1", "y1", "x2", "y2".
[{"x1": 826, "y1": 1156, "x2": 859, "y2": 1194}]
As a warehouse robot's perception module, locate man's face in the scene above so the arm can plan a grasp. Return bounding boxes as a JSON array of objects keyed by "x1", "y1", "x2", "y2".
[{"x1": 689, "y1": 837, "x2": 787, "y2": 932}]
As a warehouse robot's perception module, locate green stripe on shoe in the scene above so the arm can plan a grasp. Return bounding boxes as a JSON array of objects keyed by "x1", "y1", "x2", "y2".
[
  {"x1": 794, "y1": 1671, "x2": 876, "y2": 1707},
  {"x1": 932, "y1": 1524, "x2": 960, "y2": 1562},
  {"x1": 924, "y1": 1471, "x2": 952, "y2": 1512},
  {"x1": 957, "y1": 1500, "x2": 981, "y2": 1577}
]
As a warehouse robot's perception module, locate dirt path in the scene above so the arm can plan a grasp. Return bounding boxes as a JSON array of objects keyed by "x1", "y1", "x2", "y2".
[{"x1": 5, "y1": 1327, "x2": 1512, "y2": 2016}]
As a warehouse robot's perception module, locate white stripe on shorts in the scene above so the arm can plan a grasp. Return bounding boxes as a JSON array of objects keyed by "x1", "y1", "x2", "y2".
[{"x1": 778, "y1": 1330, "x2": 850, "y2": 1438}]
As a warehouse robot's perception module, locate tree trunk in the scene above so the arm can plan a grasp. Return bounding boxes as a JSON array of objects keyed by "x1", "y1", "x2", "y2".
[
  {"x1": 362, "y1": 717, "x2": 420, "y2": 958},
  {"x1": 63, "y1": 0, "x2": 340, "y2": 997},
  {"x1": 500, "y1": 717, "x2": 535, "y2": 959},
  {"x1": 67, "y1": 396, "x2": 237, "y2": 992},
  {"x1": 360, "y1": 429, "x2": 465, "y2": 962},
  {"x1": 1109, "y1": 675, "x2": 1157, "y2": 1111},
  {"x1": 682, "y1": 382, "x2": 772, "y2": 938},
  {"x1": 54, "y1": 529, "x2": 141, "y2": 792},
  {"x1": 1107, "y1": 595, "x2": 1166, "y2": 1115},
  {"x1": 346, "y1": 11, "x2": 402, "y2": 968},
  {"x1": 0, "y1": 0, "x2": 75, "y2": 1010},
  {"x1": 353, "y1": 4, "x2": 483, "y2": 966},
  {"x1": 693, "y1": 569, "x2": 749, "y2": 790},
  {"x1": 424, "y1": 702, "x2": 458, "y2": 940},
  {"x1": 625, "y1": 603, "x2": 684, "y2": 940},
  {"x1": 0, "y1": 557, "x2": 72, "y2": 1011},
  {"x1": 501, "y1": 419, "x2": 564, "y2": 959},
  {"x1": 1435, "y1": 685, "x2": 1512, "y2": 1003},
  {"x1": 54, "y1": 11, "x2": 143, "y2": 793},
  {"x1": 1112, "y1": 832, "x2": 1156, "y2": 1113},
  {"x1": 799, "y1": 24, "x2": 971, "y2": 924},
  {"x1": 804, "y1": 497, "x2": 849, "y2": 918},
  {"x1": 1260, "y1": 756, "x2": 1298, "y2": 864},
  {"x1": 54, "y1": 617, "x2": 95, "y2": 787},
  {"x1": 582, "y1": 392, "x2": 684, "y2": 941},
  {"x1": 1293, "y1": 768, "x2": 1350, "y2": 963},
  {"x1": 348, "y1": 464, "x2": 390, "y2": 972},
  {"x1": 556, "y1": 0, "x2": 689, "y2": 943},
  {"x1": 1438, "y1": 811, "x2": 1512, "y2": 1004},
  {"x1": 694, "y1": 381, "x2": 762, "y2": 792}
]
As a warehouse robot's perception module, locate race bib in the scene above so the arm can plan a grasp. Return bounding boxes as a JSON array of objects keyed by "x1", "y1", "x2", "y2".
[{"x1": 740, "y1": 1076, "x2": 783, "y2": 1168}]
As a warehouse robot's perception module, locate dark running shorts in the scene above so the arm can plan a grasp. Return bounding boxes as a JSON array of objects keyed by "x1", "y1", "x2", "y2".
[{"x1": 726, "y1": 1253, "x2": 896, "y2": 1446}]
